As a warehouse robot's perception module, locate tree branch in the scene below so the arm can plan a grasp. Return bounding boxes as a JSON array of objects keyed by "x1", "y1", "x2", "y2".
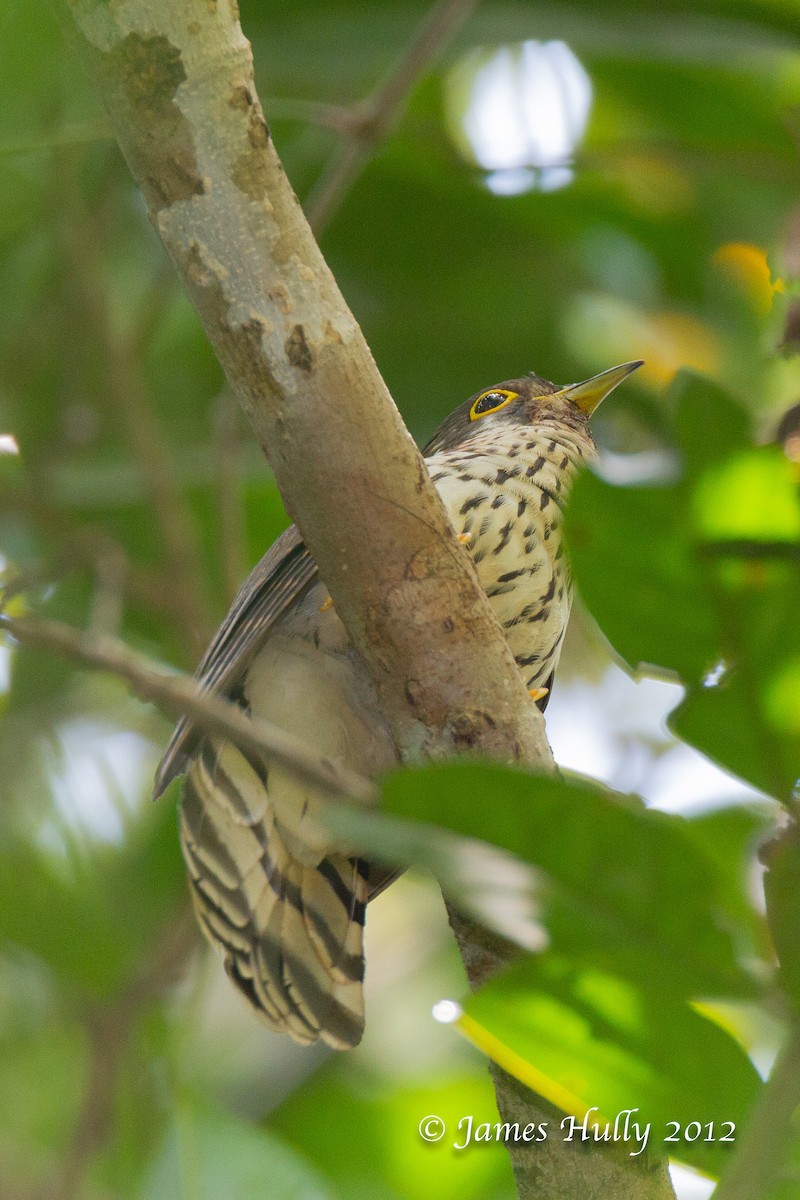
[
  {"x1": 52, "y1": 4, "x2": 675, "y2": 1196},
  {"x1": 0, "y1": 611, "x2": 374, "y2": 804},
  {"x1": 306, "y1": 0, "x2": 480, "y2": 235}
]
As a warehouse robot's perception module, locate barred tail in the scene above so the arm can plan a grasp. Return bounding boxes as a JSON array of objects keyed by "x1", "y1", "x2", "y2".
[{"x1": 179, "y1": 741, "x2": 368, "y2": 1050}]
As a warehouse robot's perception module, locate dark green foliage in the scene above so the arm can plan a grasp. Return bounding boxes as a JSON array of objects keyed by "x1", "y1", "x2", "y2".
[{"x1": 567, "y1": 372, "x2": 800, "y2": 802}]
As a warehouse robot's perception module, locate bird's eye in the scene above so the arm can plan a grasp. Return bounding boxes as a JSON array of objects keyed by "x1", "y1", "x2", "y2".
[{"x1": 469, "y1": 388, "x2": 518, "y2": 421}]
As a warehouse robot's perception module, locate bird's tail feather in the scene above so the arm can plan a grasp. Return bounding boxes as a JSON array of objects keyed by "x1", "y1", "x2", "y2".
[{"x1": 179, "y1": 740, "x2": 367, "y2": 1049}]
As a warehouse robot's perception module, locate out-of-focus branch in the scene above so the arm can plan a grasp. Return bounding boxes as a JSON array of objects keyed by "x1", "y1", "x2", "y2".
[
  {"x1": 53, "y1": 909, "x2": 197, "y2": 1200},
  {"x1": 698, "y1": 539, "x2": 800, "y2": 560},
  {"x1": 306, "y1": 0, "x2": 480, "y2": 235},
  {"x1": 59, "y1": 180, "x2": 211, "y2": 662},
  {"x1": 86, "y1": 536, "x2": 128, "y2": 635},
  {"x1": 0, "y1": 611, "x2": 374, "y2": 803},
  {"x1": 213, "y1": 391, "x2": 247, "y2": 605},
  {"x1": 0, "y1": 483, "x2": 187, "y2": 620}
]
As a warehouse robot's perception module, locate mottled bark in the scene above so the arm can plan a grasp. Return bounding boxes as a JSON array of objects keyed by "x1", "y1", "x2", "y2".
[{"x1": 57, "y1": 0, "x2": 546, "y2": 766}]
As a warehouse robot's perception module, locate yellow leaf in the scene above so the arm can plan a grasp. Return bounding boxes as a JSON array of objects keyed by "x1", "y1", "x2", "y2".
[{"x1": 713, "y1": 242, "x2": 784, "y2": 315}]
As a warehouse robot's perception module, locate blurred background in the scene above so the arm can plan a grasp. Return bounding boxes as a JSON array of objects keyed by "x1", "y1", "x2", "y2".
[{"x1": 0, "y1": 1, "x2": 799, "y2": 1197}]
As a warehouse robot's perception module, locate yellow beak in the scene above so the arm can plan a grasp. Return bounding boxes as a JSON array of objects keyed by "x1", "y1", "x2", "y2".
[{"x1": 559, "y1": 360, "x2": 644, "y2": 415}]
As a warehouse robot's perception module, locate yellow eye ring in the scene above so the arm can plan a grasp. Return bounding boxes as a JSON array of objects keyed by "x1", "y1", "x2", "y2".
[{"x1": 469, "y1": 388, "x2": 518, "y2": 421}]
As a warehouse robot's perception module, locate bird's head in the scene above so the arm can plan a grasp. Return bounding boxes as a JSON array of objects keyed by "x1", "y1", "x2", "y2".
[{"x1": 424, "y1": 360, "x2": 643, "y2": 454}]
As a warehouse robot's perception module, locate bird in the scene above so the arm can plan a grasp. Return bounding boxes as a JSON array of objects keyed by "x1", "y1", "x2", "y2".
[{"x1": 154, "y1": 360, "x2": 642, "y2": 1050}]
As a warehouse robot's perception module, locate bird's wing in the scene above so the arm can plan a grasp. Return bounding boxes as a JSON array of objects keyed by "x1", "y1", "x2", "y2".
[{"x1": 153, "y1": 524, "x2": 319, "y2": 797}]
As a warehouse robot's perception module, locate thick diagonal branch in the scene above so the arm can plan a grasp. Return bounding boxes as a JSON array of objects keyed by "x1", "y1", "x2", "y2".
[
  {"x1": 0, "y1": 612, "x2": 373, "y2": 803},
  {"x1": 58, "y1": 0, "x2": 548, "y2": 773}
]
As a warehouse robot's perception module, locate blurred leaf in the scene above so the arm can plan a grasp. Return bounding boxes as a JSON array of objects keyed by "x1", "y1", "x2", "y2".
[
  {"x1": 326, "y1": 785, "x2": 547, "y2": 953},
  {"x1": 567, "y1": 371, "x2": 800, "y2": 799},
  {"x1": 465, "y1": 954, "x2": 762, "y2": 1176},
  {"x1": 670, "y1": 673, "x2": 797, "y2": 804},
  {"x1": 568, "y1": 474, "x2": 721, "y2": 678},
  {"x1": 671, "y1": 370, "x2": 753, "y2": 474},
  {"x1": 0, "y1": 839, "x2": 124, "y2": 995},
  {"x1": 682, "y1": 803, "x2": 774, "y2": 962},
  {"x1": 325, "y1": 762, "x2": 758, "y2": 999},
  {"x1": 271, "y1": 1064, "x2": 515, "y2": 1200},
  {"x1": 567, "y1": 372, "x2": 750, "y2": 678},
  {"x1": 140, "y1": 1094, "x2": 335, "y2": 1200},
  {"x1": 0, "y1": 973, "x2": 85, "y2": 1193},
  {"x1": 0, "y1": 794, "x2": 183, "y2": 998},
  {"x1": 100, "y1": 792, "x2": 186, "y2": 958},
  {"x1": 693, "y1": 448, "x2": 800, "y2": 541}
]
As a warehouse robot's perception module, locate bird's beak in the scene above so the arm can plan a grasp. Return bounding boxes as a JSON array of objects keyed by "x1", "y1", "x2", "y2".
[{"x1": 559, "y1": 360, "x2": 644, "y2": 415}]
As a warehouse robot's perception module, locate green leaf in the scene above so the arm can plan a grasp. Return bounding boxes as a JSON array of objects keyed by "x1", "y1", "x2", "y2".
[
  {"x1": 670, "y1": 674, "x2": 797, "y2": 803},
  {"x1": 271, "y1": 1066, "x2": 515, "y2": 1200},
  {"x1": 325, "y1": 762, "x2": 757, "y2": 999},
  {"x1": 391, "y1": 764, "x2": 756, "y2": 996},
  {"x1": 0, "y1": 997, "x2": 85, "y2": 1190},
  {"x1": 465, "y1": 954, "x2": 762, "y2": 1177},
  {"x1": 0, "y1": 840, "x2": 125, "y2": 995},
  {"x1": 0, "y1": 7, "x2": 104, "y2": 158},
  {"x1": 668, "y1": 543, "x2": 800, "y2": 801},
  {"x1": 140, "y1": 1095, "x2": 335, "y2": 1200},
  {"x1": 692, "y1": 448, "x2": 800, "y2": 542},
  {"x1": 682, "y1": 803, "x2": 773, "y2": 962},
  {"x1": 567, "y1": 371, "x2": 800, "y2": 800},
  {"x1": 567, "y1": 473, "x2": 721, "y2": 679},
  {"x1": 0, "y1": 793, "x2": 183, "y2": 998},
  {"x1": 567, "y1": 372, "x2": 753, "y2": 682}
]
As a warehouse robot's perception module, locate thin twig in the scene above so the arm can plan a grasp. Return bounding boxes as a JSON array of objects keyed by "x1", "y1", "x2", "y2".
[
  {"x1": 0, "y1": 611, "x2": 375, "y2": 803},
  {"x1": 306, "y1": 0, "x2": 480, "y2": 235},
  {"x1": 260, "y1": 97, "x2": 358, "y2": 132}
]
